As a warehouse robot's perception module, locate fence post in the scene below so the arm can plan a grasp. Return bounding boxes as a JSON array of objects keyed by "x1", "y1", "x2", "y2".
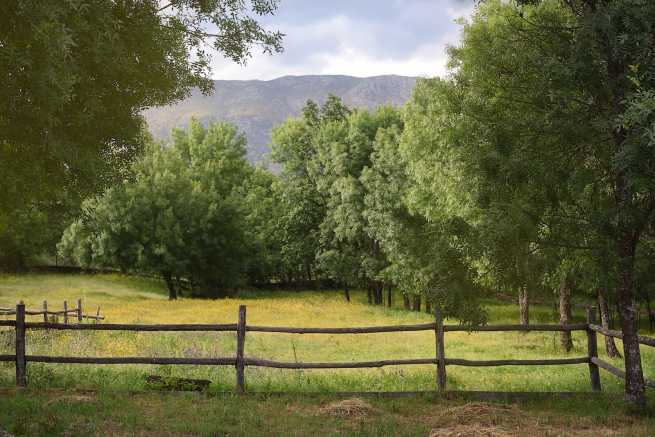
[
  {"x1": 586, "y1": 306, "x2": 601, "y2": 392},
  {"x1": 43, "y1": 300, "x2": 48, "y2": 324},
  {"x1": 95, "y1": 306, "x2": 101, "y2": 323},
  {"x1": 15, "y1": 303, "x2": 26, "y2": 387},
  {"x1": 63, "y1": 300, "x2": 68, "y2": 324},
  {"x1": 77, "y1": 299, "x2": 83, "y2": 323},
  {"x1": 434, "y1": 306, "x2": 446, "y2": 393},
  {"x1": 236, "y1": 305, "x2": 247, "y2": 393}
]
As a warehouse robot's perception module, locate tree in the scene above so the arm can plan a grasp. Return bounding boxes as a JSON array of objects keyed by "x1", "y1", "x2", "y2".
[
  {"x1": 0, "y1": 0, "x2": 282, "y2": 269},
  {"x1": 241, "y1": 167, "x2": 285, "y2": 284},
  {"x1": 270, "y1": 101, "x2": 326, "y2": 286},
  {"x1": 408, "y1": 0, "x2": 655, "y2": 407},
  {"x1": 59, "y1": 121, "x2": 253, "y2": 298}
]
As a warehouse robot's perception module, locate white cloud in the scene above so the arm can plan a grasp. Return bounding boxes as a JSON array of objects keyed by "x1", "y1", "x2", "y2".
[{"x1": 208, "y1": 0, "x2": 473, "y2": 80}]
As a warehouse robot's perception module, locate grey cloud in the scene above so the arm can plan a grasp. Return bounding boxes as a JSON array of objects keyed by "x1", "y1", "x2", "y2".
[{"x1": 211, "y1": 0, "x2": 475, "y2": 79}]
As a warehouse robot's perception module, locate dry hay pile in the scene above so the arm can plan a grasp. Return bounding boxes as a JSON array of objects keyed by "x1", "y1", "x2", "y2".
[
  {"x1": 319, "y1": 398, "x2": 376, "y2": 419},
  {"x1": 429, "y1": 425, "x2": 512, "y2": 437},
  {"x1": 428, "y1": 402, "x2": 529, "y2": 437}
]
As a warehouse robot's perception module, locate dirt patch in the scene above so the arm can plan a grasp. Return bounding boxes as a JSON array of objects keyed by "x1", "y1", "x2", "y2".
[{"x1": 319, "y1": 398, "x2": 376, "y2": 418}]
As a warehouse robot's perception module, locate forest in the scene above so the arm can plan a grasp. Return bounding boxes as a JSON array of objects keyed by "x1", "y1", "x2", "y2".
[{"x1": 2, "y1": 0, "x2": 655, "y2": 412}]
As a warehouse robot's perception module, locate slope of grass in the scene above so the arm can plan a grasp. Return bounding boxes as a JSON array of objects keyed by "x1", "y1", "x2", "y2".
[{"x1": 0, "y1": 273, "x2": 654, "y2": 394}]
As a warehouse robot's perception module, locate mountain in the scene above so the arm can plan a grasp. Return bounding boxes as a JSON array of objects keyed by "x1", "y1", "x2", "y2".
[{"x1": 143, "y1": 75, "x2": 417, "y2": 163}]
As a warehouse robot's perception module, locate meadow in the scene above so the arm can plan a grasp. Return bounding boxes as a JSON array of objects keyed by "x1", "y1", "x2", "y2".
[
  {"x1": 1, "y1": 273, "x2": 655, "y2": 436},
  {"x1": 1, "y1": 273, "x2": 654, "y2": 394}
]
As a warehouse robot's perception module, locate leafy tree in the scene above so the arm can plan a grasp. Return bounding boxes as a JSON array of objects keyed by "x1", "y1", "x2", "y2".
[
  {"x1": 242, "y1": 167, "x2": 285, "y2": 284},
  {"x1": 59, "y1": 121, "x2": 253, "y2": 298},
  {"x1": 406, "y1": 0, "x2": 655, "y2": 407},
  {"x1": 1, "y1": 0, "x2": 282, "y2": 269},
  {"x1": 270, "y1": 101, "x2": 326, "y2": 285}
]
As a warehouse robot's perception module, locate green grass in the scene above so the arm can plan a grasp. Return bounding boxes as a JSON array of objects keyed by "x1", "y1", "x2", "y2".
[
  {"x1": 1, "y1": 389, "x2": 655, "y2": 436},
  {"x1": 1, "y1": 273, "x2": 655, "y2": 435},
  {"x1": 0, "y1": 273, "x2": 654, "y2": 394}
]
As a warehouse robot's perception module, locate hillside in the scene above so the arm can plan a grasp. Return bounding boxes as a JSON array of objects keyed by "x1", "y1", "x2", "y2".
[{"x1": 143, "y1": 75, "x2": 417, "y2": 163}]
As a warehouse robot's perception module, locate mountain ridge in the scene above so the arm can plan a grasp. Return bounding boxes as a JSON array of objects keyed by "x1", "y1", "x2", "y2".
[{"x1": 143, "y1": 74, "x2": 418, "y2": 163}]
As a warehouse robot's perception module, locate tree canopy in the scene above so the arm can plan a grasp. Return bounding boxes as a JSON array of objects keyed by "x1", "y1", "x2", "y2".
[
  {"x1": 0, "y1": 0, "x2": 282, "y2": 269},
  {"x1": 59, "y1": 120, "x2": 253, "y2": 298}
]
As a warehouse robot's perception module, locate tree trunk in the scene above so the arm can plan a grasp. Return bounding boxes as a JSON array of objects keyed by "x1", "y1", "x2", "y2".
[
  {"x1": 519, "y1": 286, "x2": 529, "y2": 325},
  {"x1": 558, "y1": 278, "x2": 573, "y2": 352},
  {"x1": 175, "y1": 275, "x2": 183, "y2": 297},
  {"x1": 403, "y1": 293, "x2": 410, "y2": 310},
  {"x1": 304, "y1": 260, "x2": 312, "y2": 287},
  {"x1": 425, "y1": 300, "x2": 431, "y2": 314},
  {"x1": 377, "y1": 283, "x2": 384, "y2": 305},
  {"x1": 163, "y1": 272, "x2": 177, "y2": 300},
  {"x1": 645, "y1": 293, "x2": 654, "y2": 332},
  {"x1": 598, "y1": 290, "x2": 621, "y2": 358},
  {"x1": 367, "y1": 284, "x2": 372, "y2": 304},
  {"x1": 616, "y1": 232, "x2": 646, "y2": 407},
  {"x1": 386, "y1": 284, "x2": 392, "y2": 307},
  {"x1": 344, "y1": 283, "x2": 350, "y2": 302},
  {"x1": 412, "y1": 295, "x2": 421, "y2": 312}
]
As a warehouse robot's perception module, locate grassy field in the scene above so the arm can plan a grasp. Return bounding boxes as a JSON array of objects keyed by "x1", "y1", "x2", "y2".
[
  {"x1": 0, "y1": 273, "x2": 654, "y2": 435},
  {"x1": 2, "y1": 389, "x2": 654, "y2": 436},
  {"x1": 2, "y1": 273, "x2": 654, "y2": 393}
]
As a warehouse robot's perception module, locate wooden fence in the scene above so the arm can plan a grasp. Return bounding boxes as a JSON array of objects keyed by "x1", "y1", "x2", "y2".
[
  {"x1": 0, "y1": 299, "x2": 104, "y2": 324},
  {"x1": 0, "y1": 304, "x2": 653, "y2": 393}
]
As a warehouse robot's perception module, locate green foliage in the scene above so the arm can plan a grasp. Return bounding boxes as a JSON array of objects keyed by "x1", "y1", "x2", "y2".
[
  {"x1": 59, "y1": 121, "x2": 253, "y2": 297},
  {"x1": 268, "y1": 95, "x2": 486, "y2": 322},
  {"x1": 0, "y1": 0, "x2": 282, "y2": 270},
  {"x1": 399, "y1": 0, "x2": 655, "y2": 404}
]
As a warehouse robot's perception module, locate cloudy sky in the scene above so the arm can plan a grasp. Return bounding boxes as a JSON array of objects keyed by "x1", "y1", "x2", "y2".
[{"x1": 210, "y1": 0, "x2": 475, "y2": 80}]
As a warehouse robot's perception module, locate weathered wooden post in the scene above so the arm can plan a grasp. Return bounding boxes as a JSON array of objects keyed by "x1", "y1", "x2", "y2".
[
  {"x1": 236, "y1": 305, "x2": 247, "y2": 393},
  {"x1": 434, "y1": 306, "x2": 446, "y2": 393},
  {"x1": 77, "y1": 298, "x2": 83, "y2": 323},
  {"x1": 586, "y1": 306, "x2": 601, "y2": 392},
  {"x1": 15, "y1": 303, "x2": 26, "y2": 387},
  {"x1": 43, "y1": 300, "x2": 48, "y2": 324},
  {"x1": 95, "y1": 306, "x2": 101, "y2": 323},
  {"x1": 63, "y1": 300, "x2": 68, "y2": 324}
]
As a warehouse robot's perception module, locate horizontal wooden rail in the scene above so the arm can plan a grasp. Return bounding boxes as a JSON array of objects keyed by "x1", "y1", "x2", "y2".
[
  {"x1": 0, "y1": 309, "x2": 78, "y2": 315},
  {"x1": 24, "y1": 322, "x2": 237, "y2": 331},
  {"x1": 81, "y1": 314, "x2": 105, "y2": 320},
  {"x1": 588, "y1": 324, "x2": 655, "y2": 348},
  {"x1": 445, "y1": 323, "x2": 588, "y2": 332},
  {"x1": 445, "y1": 357, "x2": 589, "y2": 367},
  {"x1": 26, "y1": 356, "x2": 236, "y2": 365},
  {"x1": 244, "y1": 357, "x2": 437, "y2": 369},
  {"x1": 9, "y1": 320, "x2": 588, "y2": 334},
  {"x1": 246, "y1": 323, "x2": 435, "y2": 334},
  {"x1": 590, "y1": 357, "x2": 655, "y2": 389},
  {"x1": 244, "y1": 323, "x2": 587, "y2": 334},
  {"x1": 0, "y1": 355, "x2": 15, "y2": 362}
]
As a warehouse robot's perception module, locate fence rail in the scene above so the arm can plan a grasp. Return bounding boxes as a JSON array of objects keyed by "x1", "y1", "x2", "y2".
[
  {"x1": 0, "y1": 299, "x2": 104, "y2": 322},
  {"x1": 1, "y1": 303, "x2": 653, "y2": 393}
]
